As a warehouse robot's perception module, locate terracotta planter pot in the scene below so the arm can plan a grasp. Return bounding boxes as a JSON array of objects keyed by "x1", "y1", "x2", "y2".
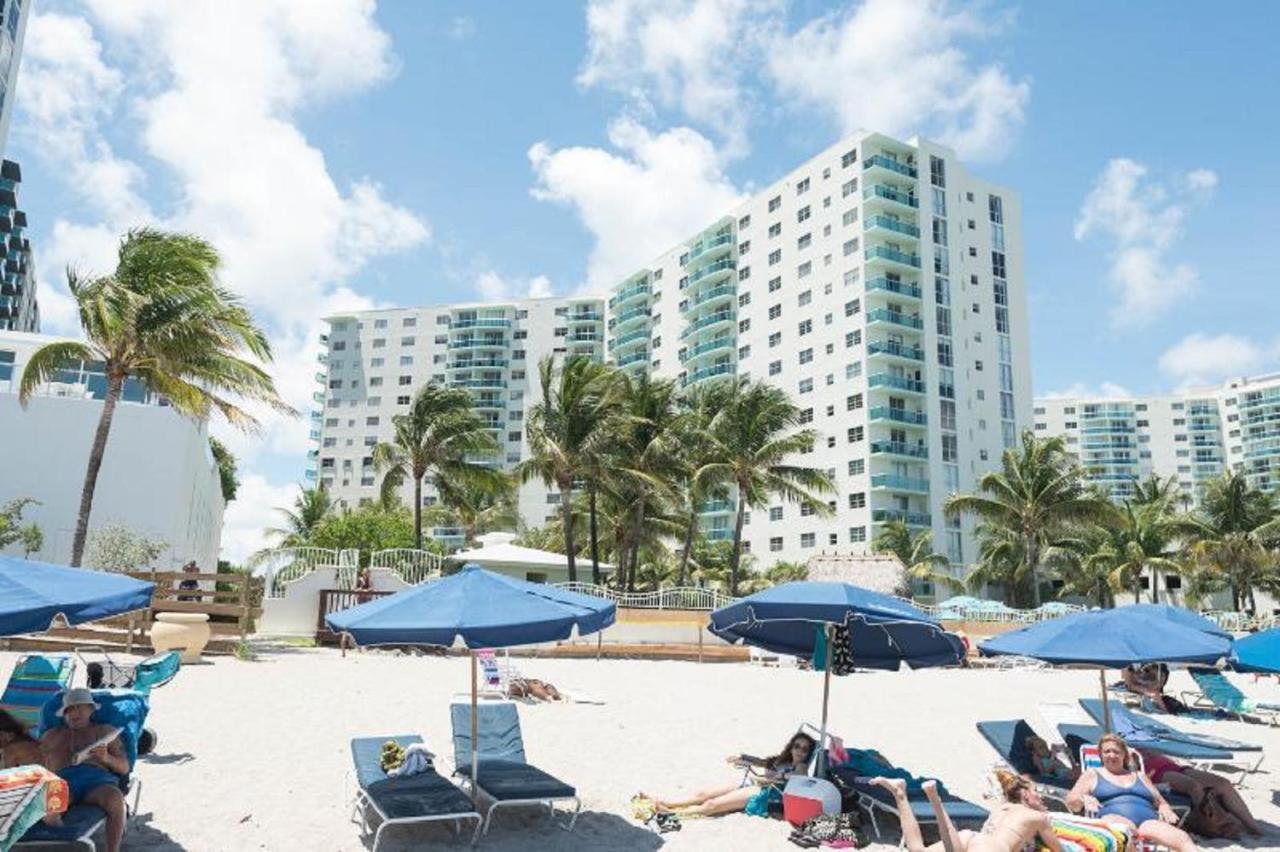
[{"x1": 150, "y1": 613, "x2": 211, "y2": 663}]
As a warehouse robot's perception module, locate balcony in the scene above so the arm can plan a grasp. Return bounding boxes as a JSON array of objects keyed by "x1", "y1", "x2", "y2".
[
  {"x1": 314, "y1": 371, "x2": 326, "y2": 384},
  {"x1": 687, "y1": 362, "x2": 736, "y2": 385},
  {"x1": 609, "y1": 328, "x2": 650, "y2": 351},
  {"x1": 447, "y1": 358, "x2": 509, "y2": 371},
  {"x1": 447, "y1": 337, "x2": 507, "y2": 350},
  {"x1": 869, "y1": 406, "x2": 927, "y2": 426},
  {"x1": 306, "y1": 449, "x2": 319, "y2": 461},
  {"x1": 310, "y1": 410, "x2": 323, "y2": 422},
  {"x1": 872, "y1": 508, "x2": 932, "y2": 527},
  {"x1": 567, "y1": 332, "x2": 600, "y2": 344},
  {"x1": 870, "y1": 440, "x2": 928, "y2": 459},
  {"x1": 867, "y1": 340, "x2": 925, "y2": 362},
  {"x1": 609, "y1": 282, "x2": 651, "y2": 309},
  {"x1": 471, "y1": 395, "x2": 505, "y2": 410},
  {"x1": 451, "y1": 378, "x2": 508, "y2": 389},
  {"x1": 689, "y1": 283, "x2": 735, "y2": 310},
  {"x1": 868, "y1": 373, "x2": 926, "y2": 394},
  {"x1": 316, "y1": 352, "x2": 328, "y2": 364},
  {"x1": 680, "y1": 309, "x2": 735, "y2": 340},
  {"x1": 865, "y1": 244, "x2": 921, "y2": 269},
  {"x1": 863, "y1": 154, "x2": 918, "y2": 179},
  {"x1": 685, "y1": 257, "x2": 736, "y2": 287},
  {"x1": 703, "y1": 528, "x2": 733, "y2": 542},
  {"x1": 683, "y1": 335, "x2": 734, "y2": 362},
  {"x1": 871, "y1": 474, "x2": 930, "y2": 493},
  {"x1": 611, "y1": 306, "x2": 651, "y2": 329},
  {"x1": 308, "y1": 429, "x2": 321, "y2": 441},
  {"x1": 567, "y1": 311, "x2": 602, "y2": 324},
  {"x1": 863, "y1": 183, "x2": 919, "y2": 209},
  {"x1": 687, "y1": 232, "x2": 734, "y2": 262},
  {"x1": 618, "y1": 349, "x2": 649, "y2": 368},
  {"x1": 451, "y1": 317, "x2": 511, "y2": 331},
  {"x1": 866, "y1": 308, "x2": 924, "y2": 330},
  {"x1": 865, "y1": 276, "x2": 922, "y2": 299},
  {"x1": 312, "y1": 391, "x2": 325, "y2": 404},
  {"x1": 700, "y1": 499, "x2": 733, "y2": 514},
  {"x1": 864, "y1": 215, "x2": 920, "y2": 239}
]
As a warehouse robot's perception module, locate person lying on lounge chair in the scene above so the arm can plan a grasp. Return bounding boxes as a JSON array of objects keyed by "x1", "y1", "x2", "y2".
[
  {"x1": 39, "y1": 690, "x2": 128, "y2": 852},
  {"x1": 1065, "y1": 734, "x2": 1194, "y2": 852},
  {"x1": 872, "y1": 769, "x2": 1064, "y2": 852},
  {"x1": 638, "y1": 732, "x2": 815, "y2": 817},
  {"x1": 509, "y1": 678, "x2": 562, "y2": 702},
  {"x1": 1134, "y1": 747, "x2": 1263, "y2": 837},
  {"x1": 1024, "y1": 735, "x2": 1078, "y2": 782},
  {"x1": 1121, "y1": 663, "x2": 1187, "y2": 714}
]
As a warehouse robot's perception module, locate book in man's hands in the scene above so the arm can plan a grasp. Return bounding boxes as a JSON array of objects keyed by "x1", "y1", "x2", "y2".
[{"x1": 72, "y1": 727, "x2": 121, "y2": 765}]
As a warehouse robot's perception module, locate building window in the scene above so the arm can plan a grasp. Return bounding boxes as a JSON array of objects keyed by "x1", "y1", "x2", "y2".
[
  {"x1": 847, "y1": 393, "x2": 863, "y2": 411},
  {"x1": 799, "y1": 348, "x2": 813, "y2": 365},
  {"x1": 849, "y1": 526, "x2": 866, "y2": 543},
  {"x1": 769, "y1": 537, "x2": 783, "y2": 552},
  {"x1": 769, "y1": 332, "x2": 782, "y2": 348},
  {"x1": 801, "y1": 532, "x2": 816, "y2": 548},
  {"x1": 769, "y1": 360, "x2": 782, "y2": 376},
  {"x1": 768, "y1": 249, "x2": 782, "y2": 265},
  {"x1": 848, "y1": 458, "x2": 864, "y2": 475},
  {"x1": 769, "y1": 304, "x2": 782, "y2": 320},
  {"x1": 799, "y1": 378, "x2": 813, "y2": 394},
  {"x1": 848, "y1": 492, "x2": 866, "y2": 509},
  {"x1": 768, "y1": 196, "x2": 781, "y2": 212},
  {"x1": 769, "y1": 506, "x2": 783, "y2": 522},
  {"x1": 798, "y1": 319, "x2": 812, "y2": 336},
  {"x1": 847, "y1": 426, "x2": 864, "y2": 443}
]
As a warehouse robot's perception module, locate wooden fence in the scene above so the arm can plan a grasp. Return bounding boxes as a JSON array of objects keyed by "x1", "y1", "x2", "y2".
[
  {"x1": 315, "y1": 589, "x2": 393, "y2": 646},
  {"x1": 129, "y1": 570, "x2": 262, "y2": 650}
]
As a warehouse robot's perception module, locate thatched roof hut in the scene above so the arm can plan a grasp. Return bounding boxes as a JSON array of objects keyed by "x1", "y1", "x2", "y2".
[{"x1": 805, "y1": 552, "x2": 906, "y2": 596}]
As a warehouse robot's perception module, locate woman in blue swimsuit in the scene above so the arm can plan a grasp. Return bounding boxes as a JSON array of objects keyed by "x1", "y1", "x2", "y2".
[{"x1": 1066, "y1": 734, "x2": 1196, "y2": 852}]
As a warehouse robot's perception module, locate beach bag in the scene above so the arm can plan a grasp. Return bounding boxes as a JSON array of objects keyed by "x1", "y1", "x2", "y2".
[
  {"x1": 788, "y1": 812, "x2": 866, "y2": 848},
  {"x1": 1183, "y1": 789, "x2": 1243, "y2": 839}
]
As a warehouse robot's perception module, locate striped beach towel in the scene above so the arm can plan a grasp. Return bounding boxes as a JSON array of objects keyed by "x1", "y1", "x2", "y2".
[
  {"x1": 1046, "y1": 816, "x2": 1131, "y2": 852},
  {"x1": 0, "y1": 656, "x2": 74, "y2": 733}
]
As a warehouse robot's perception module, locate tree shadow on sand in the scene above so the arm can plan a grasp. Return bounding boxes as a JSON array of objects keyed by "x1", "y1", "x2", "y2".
[
  {"x1": 122, "y1": 813, "x2": 188, "y2": 850},
  {"x1": 140, "y1": 751, "x2": 195, "y2": 766}
]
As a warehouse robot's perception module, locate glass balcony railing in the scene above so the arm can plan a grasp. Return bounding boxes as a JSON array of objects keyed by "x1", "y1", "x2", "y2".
[
  {"x1": 612, "y1": 306, "x2": 652, "y2": 326},
  {"x1": 689, "y1": 283, "x2": 736, "y2": 309},
  {"x1": 865, "y1": 245, "x2": 921, "y2": 268},
  {"x1": 872, "y1": 508, "x2": 932, "y2": 527},
  {"x1": 863, "y1": 183, "x2": 919, "y2": 208},
  {"x1": 685, "y1": 257, "x2": 736, "y2": 286},
  {"x1": 450, "y1": 318, "x2": 511, "y2": 330},
  {"x1": 863, "y1": 154, "x2": 918, "y2": 178},
  {"x1": 864, "y1": 215, "x2": 920, "y2": 238},
  {"x1": 704, "y1": 528, "x2": 734, "y2": 541},
  {"x1": 566, "y1": 311, "x2": 602, "y2": 323},
  {"x1": 870, "y1": 440, "x2": 928, "y2": 459},
  {"x1": 609, "y1": 328, "x2": 650, "y2": 350},
  {"x1": 314, "y1": 371, "x2": 326, "y2": 384},
  {"x1": 687, "y1": 232, "x2": 734, "y2": 262},
  {"x1": 680, "y1": 309, "x2": 735, "y2": 339},
  {"x1": 866, "y1": 308, "x2": 924, "y2": 330},
  {"x1": 447, "y1": 338, "x2": 507, "y2": 350},
  {"x1": 567, "y1": 333, "x2": 600, "y2": 343},
  {"x1": 312, "y1": 391, "x2": 325, "y2": 403},
  {"x1": 684, "y1": 335, "x2": 734, "y2": 360},
  {"x1": 700, "y1": 499, "x2": 733, "y2": 514},
  {"x1": 618, "y1": 350, "x2": 649, "y2": 367},
  {"x1": 867, "y1": 373, "x2": 926, "y2": 393},
  {"x1": 869, "y1": 406, "x2": 927, "y2": 425},
  {"x1": 688, "y1": 362, "x2": 736, "y2": 384},
  {"x1": 867, "y1": 340, "x2": 925, "y2": 361},
  {"x1": 608, "y1": 283, "x2": 651, "y2": 309},
  {"x1": 308, "y1": 429, "x2": 321, "y2": 441},
  {"x1": 871, "y1": 474, "x2": 931, "y2": 492},
  {"x1": 865, "y1": 277, "x2": 922, "y2": 299},
  {"x1": 448, "y1": 358, "x2": 509, "y2": 370},
  {"x1": 451, "y1": 378, "x2": 508, "y2": 389}
]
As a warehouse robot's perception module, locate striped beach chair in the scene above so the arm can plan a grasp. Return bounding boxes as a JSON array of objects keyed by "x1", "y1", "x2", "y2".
[{"x1": 0, "y1": 656, "x2": 75, "y2": 734}]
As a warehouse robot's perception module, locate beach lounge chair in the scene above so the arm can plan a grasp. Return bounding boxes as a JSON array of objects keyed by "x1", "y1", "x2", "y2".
[
  {"x1": 14, "y1": 689, "x2": 148, "y2": 851},
  {"x1": 825, "y1": 748, "x2": 988, "y2": 839},
  {"x1": 1055, "y1": 721, "x2": 1248, "y2": 785},
  {"x1": 975, "y1": 719, "x2": 1075, "y2": 805},
  {"x1": 1182, "y1": 668, "x2": 1280, "y2": 725},
  {"x1": 450, "y1": 698, "x2": 580, "y2": 836},
  {"x1": 1077, "y1": 698, "x2": 1263, "y2": 772},
  {"x1": 0, "y1": 656, "x2": 75, "y2": 734},
  {"x1": 347, "y1": 735, "x2": 481, "y2": 850}
]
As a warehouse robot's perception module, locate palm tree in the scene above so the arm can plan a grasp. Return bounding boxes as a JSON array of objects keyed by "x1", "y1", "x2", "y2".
[
  {"x1": 696, "y1": 379, "x2": 835, "y2": 596},
  {"x1": 871, "y1": 520, "x2": 954, "y2": 599},
  {"x1": 263, "y1": 486, "x2": 333, "y2": 547},
  {"x1": 517, "y1": 355, "x2": 619, "y2": 584},
  {"x1": 671, "y1": 382, "x2": 733, "y2": 585},
  {"x1": 1184, "y1": 472, "x2": 1280, "y2": 611},
  {"x1": 1048, "y1": 531, "x2": 1117, "y2": 608},
  {"x1": 944, "y1": 430, "x2": 1115, "y2": 606},
  {"x1": 433, "y1": 476, "x2": 520, "y2": 545},
  {"x1": 374, "y1": 382, "x2": 504, "y2": 550},
  {"x1": 19, "y1": 229, "x2": 291, "y2": 565},
  {"x1": 1104, "y1": 500, "x2": 1188, "y2": 604}
]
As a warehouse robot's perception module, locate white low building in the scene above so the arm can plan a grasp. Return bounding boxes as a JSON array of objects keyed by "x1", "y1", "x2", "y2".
[{"x1": 0, "y1": 330, "x2": 226, "y2": 570}]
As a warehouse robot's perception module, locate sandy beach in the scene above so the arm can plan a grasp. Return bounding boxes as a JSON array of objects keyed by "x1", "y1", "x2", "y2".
[{"x1": 4, "y1": 647, "x2": 1278, "y2": 851}]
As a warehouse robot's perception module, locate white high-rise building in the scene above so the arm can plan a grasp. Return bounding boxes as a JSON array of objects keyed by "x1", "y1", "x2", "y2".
[
  {"x1": 311, "y1": 297, "x2": 606, "y2": 541},
  {"x1": 605, "y1": 132, "x2": 1032, "y2": 573},
  {"x1": 0, "y1": 0, "x2": 29, "y2": 160},
  {"x1": 0, "y1": 331, "x2": 226, "y2": 569},
  {"x1": 1035, "y1": 373, "x2": 1280, "y2": 505}
]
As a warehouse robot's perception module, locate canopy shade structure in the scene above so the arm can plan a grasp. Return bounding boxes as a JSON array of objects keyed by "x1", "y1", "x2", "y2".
[
  {"x1": 326, "y1": 564, "x2": 616, "y2": 648},
  {"x1": 448, "y1": 542, "x2": 614, "y2": 576},
  {"x1": 1230, "y1": 627, "x2": 1280, "y2": 674},
  {"x1": 0, "y1": 555, "x2": 156, "y2": 637}
]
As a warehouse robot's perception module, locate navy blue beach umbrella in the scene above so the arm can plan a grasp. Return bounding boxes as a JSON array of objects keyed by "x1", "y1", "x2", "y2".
[
  {"x1": 1229, "y1": 627, "x2": 1280, "y2": 674},
  {"x1": 0, "y1": 555, "x2": 156, "y2": 636},
  {"x1": 710, "y1": 581, "x2": 964, "y2": 766},
  {"x1": 979, "y1": 604, "x2": 1231, "y2": 730},
  {"x1": 326, "y1": 564, "x2": 616, "y2": 789}
]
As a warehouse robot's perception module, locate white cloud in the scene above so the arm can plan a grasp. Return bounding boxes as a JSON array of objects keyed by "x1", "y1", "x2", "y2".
[
  {"x1": 1074, "y1": 158, "x2": 1216, "y2": 327},
  {"x1": 218, "y1": 473, "x2": 300, "y2": 565},
  {"x1": 474, "y1": 271, "x2": 557, "y2": 302},
  {"x1": 1039, "y1": 382, "x2": 1132, "y2": 401},
  {"x1": 1158, "y1": 333, "x2": 1280, "y2": 387},
  {"x1": 529, "y1": 117, "x2": 744, "y2": 289},
  {"x1": 766, "y1": 0, "x2": 1029, "y2": 161}
]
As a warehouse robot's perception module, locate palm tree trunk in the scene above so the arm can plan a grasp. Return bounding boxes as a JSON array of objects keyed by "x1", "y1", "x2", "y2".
[
  {"x1": 1150, "y1": 567, "x2": 1160, "y2": 605},
  {"x1": 627, "y1": 498, "x2": 645, "y2": 592},
  {"x1": 677, "y1": 506, "x2": 698, "y2": 586},
  {"x1": 588, "y1": 486, "x2": 601, "y2": 587},
  {"x1": 1025, "y1": 531, "x2": 1042, "y2": 607},
  {"x1": 413, "y1": 476, "x2": 423, "y2": 550},
  {"x1": 728, "y1": 492, "x2": 747, "y2": 597},
  {"x1": 71, "y1": 373, "x2": 123, "y2": 566},
  {"x1": 560, "y1": 479, "x2": 577, "y2": 583}
]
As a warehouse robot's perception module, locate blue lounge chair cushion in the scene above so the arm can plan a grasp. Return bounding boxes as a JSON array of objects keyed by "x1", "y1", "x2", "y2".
[
  {"x1": 350, "y1": 736, "x2": 475, "y2": 822},
  {"x1": 832, "y1": 749, "x2": 951, "y2": 796},
  {"x1": 454, "y1": 759, "x2": 575, "y2": 801},
  {"x1": 833, "y1": 771, "x2": 987, "y2": 824},
  {"x1": 975, "y1": 719, "x2": 1073, "y2": 791},
  {"x1": 20, "y1": 804, "x2": 105, "y2": 843},
  {"x1": 132, "y1": 652, "x2": 181, "y2": 694},
  {"x1": 1078, "y1": 698, "x2": 1258, "y2": 751},
  {"x1": 1057, "y1": 723, "x2": 1233, "y2": 761},
  {"x1": 450, "y1": 701, "x2": 526, "y2": 767},
  {"x1": 1, "y1": 655, "x2": 75, "y2": 733},
  {"x1": 38, "y1": 689, "x2": 148, "y2": 769}
]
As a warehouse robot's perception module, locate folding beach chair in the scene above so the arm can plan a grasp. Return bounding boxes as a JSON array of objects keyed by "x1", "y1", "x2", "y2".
[
  {"x1": 1077, "y1": 698, "x2": 1263, "y2": 775},
  {"x1": 0, "y1": 656, "x2": 75, "y2": 735},
  {"x1": 450, "y1": 698, "x2": 580, "y2": 836},
  {"x1": 825, "y1": 749, "x2": 988, "y2": 839},
  {"x1": 14, "y1": 689, "x2": 149, "y2": 851},
  {"x1": 75, "y1": 648, "x2": 180, "y2": 695},
  {"x1": 346, "y1": 735, "x2": 481, "y2": 850},
  {"x1": 975, "y1": 719, "x2": 1074, "y2": 806},
  {"x1": 1182, "y1": 668, "x2": 1280, "y2": 725}
]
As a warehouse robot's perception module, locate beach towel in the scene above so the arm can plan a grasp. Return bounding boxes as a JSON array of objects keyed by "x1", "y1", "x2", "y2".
[
  {"x1": 387, "y1": 743, "x2": 435, "y2": 778},
  {"x1": 1046, "y1": 816, "x2": 1130, "y2": 852},
  {"x1": 1, "y1": 765, "x2": 69, "y2": 850},
  {"x1": 832, "y1": 748, "x2": 949, "y2": 796}
]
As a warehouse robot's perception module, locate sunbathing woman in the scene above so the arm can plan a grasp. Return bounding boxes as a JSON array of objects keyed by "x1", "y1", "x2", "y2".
[
  {"x1": 872, "y1": 769, "x2": 1063, "y2": 852},
  {"x1": 1135, "y1": 747, "x2": 1263, "y2": 836},
  {"x1": 640, "y1": 732, "x2": 816, "y2": 816},
  {"x1": 0, "y1": 709, "x2": 43, "y2": 768},
  {"x1": 1065, "y1": 734, "x2": 1195, "y2": 852}
]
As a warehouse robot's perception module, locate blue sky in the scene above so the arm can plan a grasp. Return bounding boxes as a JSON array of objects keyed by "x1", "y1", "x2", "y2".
[{"x1": 8, "y1": 1, "x2": 1280, "y2": 558}]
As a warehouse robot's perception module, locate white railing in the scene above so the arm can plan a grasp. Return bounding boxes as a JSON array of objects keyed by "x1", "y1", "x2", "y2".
[
  {"x1": 1204, "y1": 609, "x2": 1271, "y2": 634},
  {"x1": 921, "y1": 601, "x2": 1086, "y2": 623},
  {"x1": 556, "y1": 583, "x2": 739, "y2": 611},
  {"x1": 260, "y1": 547, "x2": 360, "y2": 598},
  {"x1": 369, "y1": 548, "x2": 444, "y2": 585}
]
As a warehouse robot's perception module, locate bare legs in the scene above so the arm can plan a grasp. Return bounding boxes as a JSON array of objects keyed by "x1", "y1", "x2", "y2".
[
  {"x1": 870, "y1": 777, "x2": 960, "y2": 852},
  {"x1": 1100, "y1": 815, "x2": 1195, "y2": 852},
  {"x1": 642, "y1": 781, "x2": 754, "y2": 815},
  {"x1": 1165, "y1": 768, "x2": 1262, "y2": 835},
  {"x1": 83, "y1": 785, "x2": 125, "y2": 852}
]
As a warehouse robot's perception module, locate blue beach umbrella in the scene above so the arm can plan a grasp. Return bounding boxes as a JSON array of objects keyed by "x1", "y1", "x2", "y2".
[
  {"x1": 710, "y1": 582, "x2": 964, "y2": 765},
  {"x1": 1229, "y1": 628, "x2": 1280, "y2": 674},
  {"x1": 979, "y1": 604, "x2": 1231, "y2": 730},
  {"x1": 0, "y1": 555, "x2": 156, "y2": 636},
  {"x1": 1123, "y1": 603, "x2": 1233, "y2": 640},
  {"x1": 326, "y1": 564, "x2": 616, "y2": 789}
]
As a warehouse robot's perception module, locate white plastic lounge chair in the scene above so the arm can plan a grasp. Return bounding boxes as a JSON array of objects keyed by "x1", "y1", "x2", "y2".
[
  {"x1": 347, "y1": 735, "x2": 481, "y2": 850},
  {"x1": 450, "y1": 698, "x2": 580, "y2": 836}
]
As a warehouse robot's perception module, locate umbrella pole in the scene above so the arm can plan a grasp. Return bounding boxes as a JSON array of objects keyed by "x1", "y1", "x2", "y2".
[
  {"x1": 1099, "y1": 668, "x2": 1112, "y2": 733},
  {"x1": 471, "y1": 650, "x2": 479, "y2": 802},
  {"x1": 818, "y1": 624, "x2": 833, "y2": 776}
]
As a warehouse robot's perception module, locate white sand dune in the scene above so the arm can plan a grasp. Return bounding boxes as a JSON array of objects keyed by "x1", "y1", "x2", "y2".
[{"x1": 4, "y1": 648, "x2": 1278, "y2": 851}]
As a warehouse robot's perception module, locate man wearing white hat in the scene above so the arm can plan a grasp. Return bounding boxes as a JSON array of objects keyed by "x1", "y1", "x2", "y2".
[{"x1": 39, "y1": 688, "x2": 128, "y2": 852}]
